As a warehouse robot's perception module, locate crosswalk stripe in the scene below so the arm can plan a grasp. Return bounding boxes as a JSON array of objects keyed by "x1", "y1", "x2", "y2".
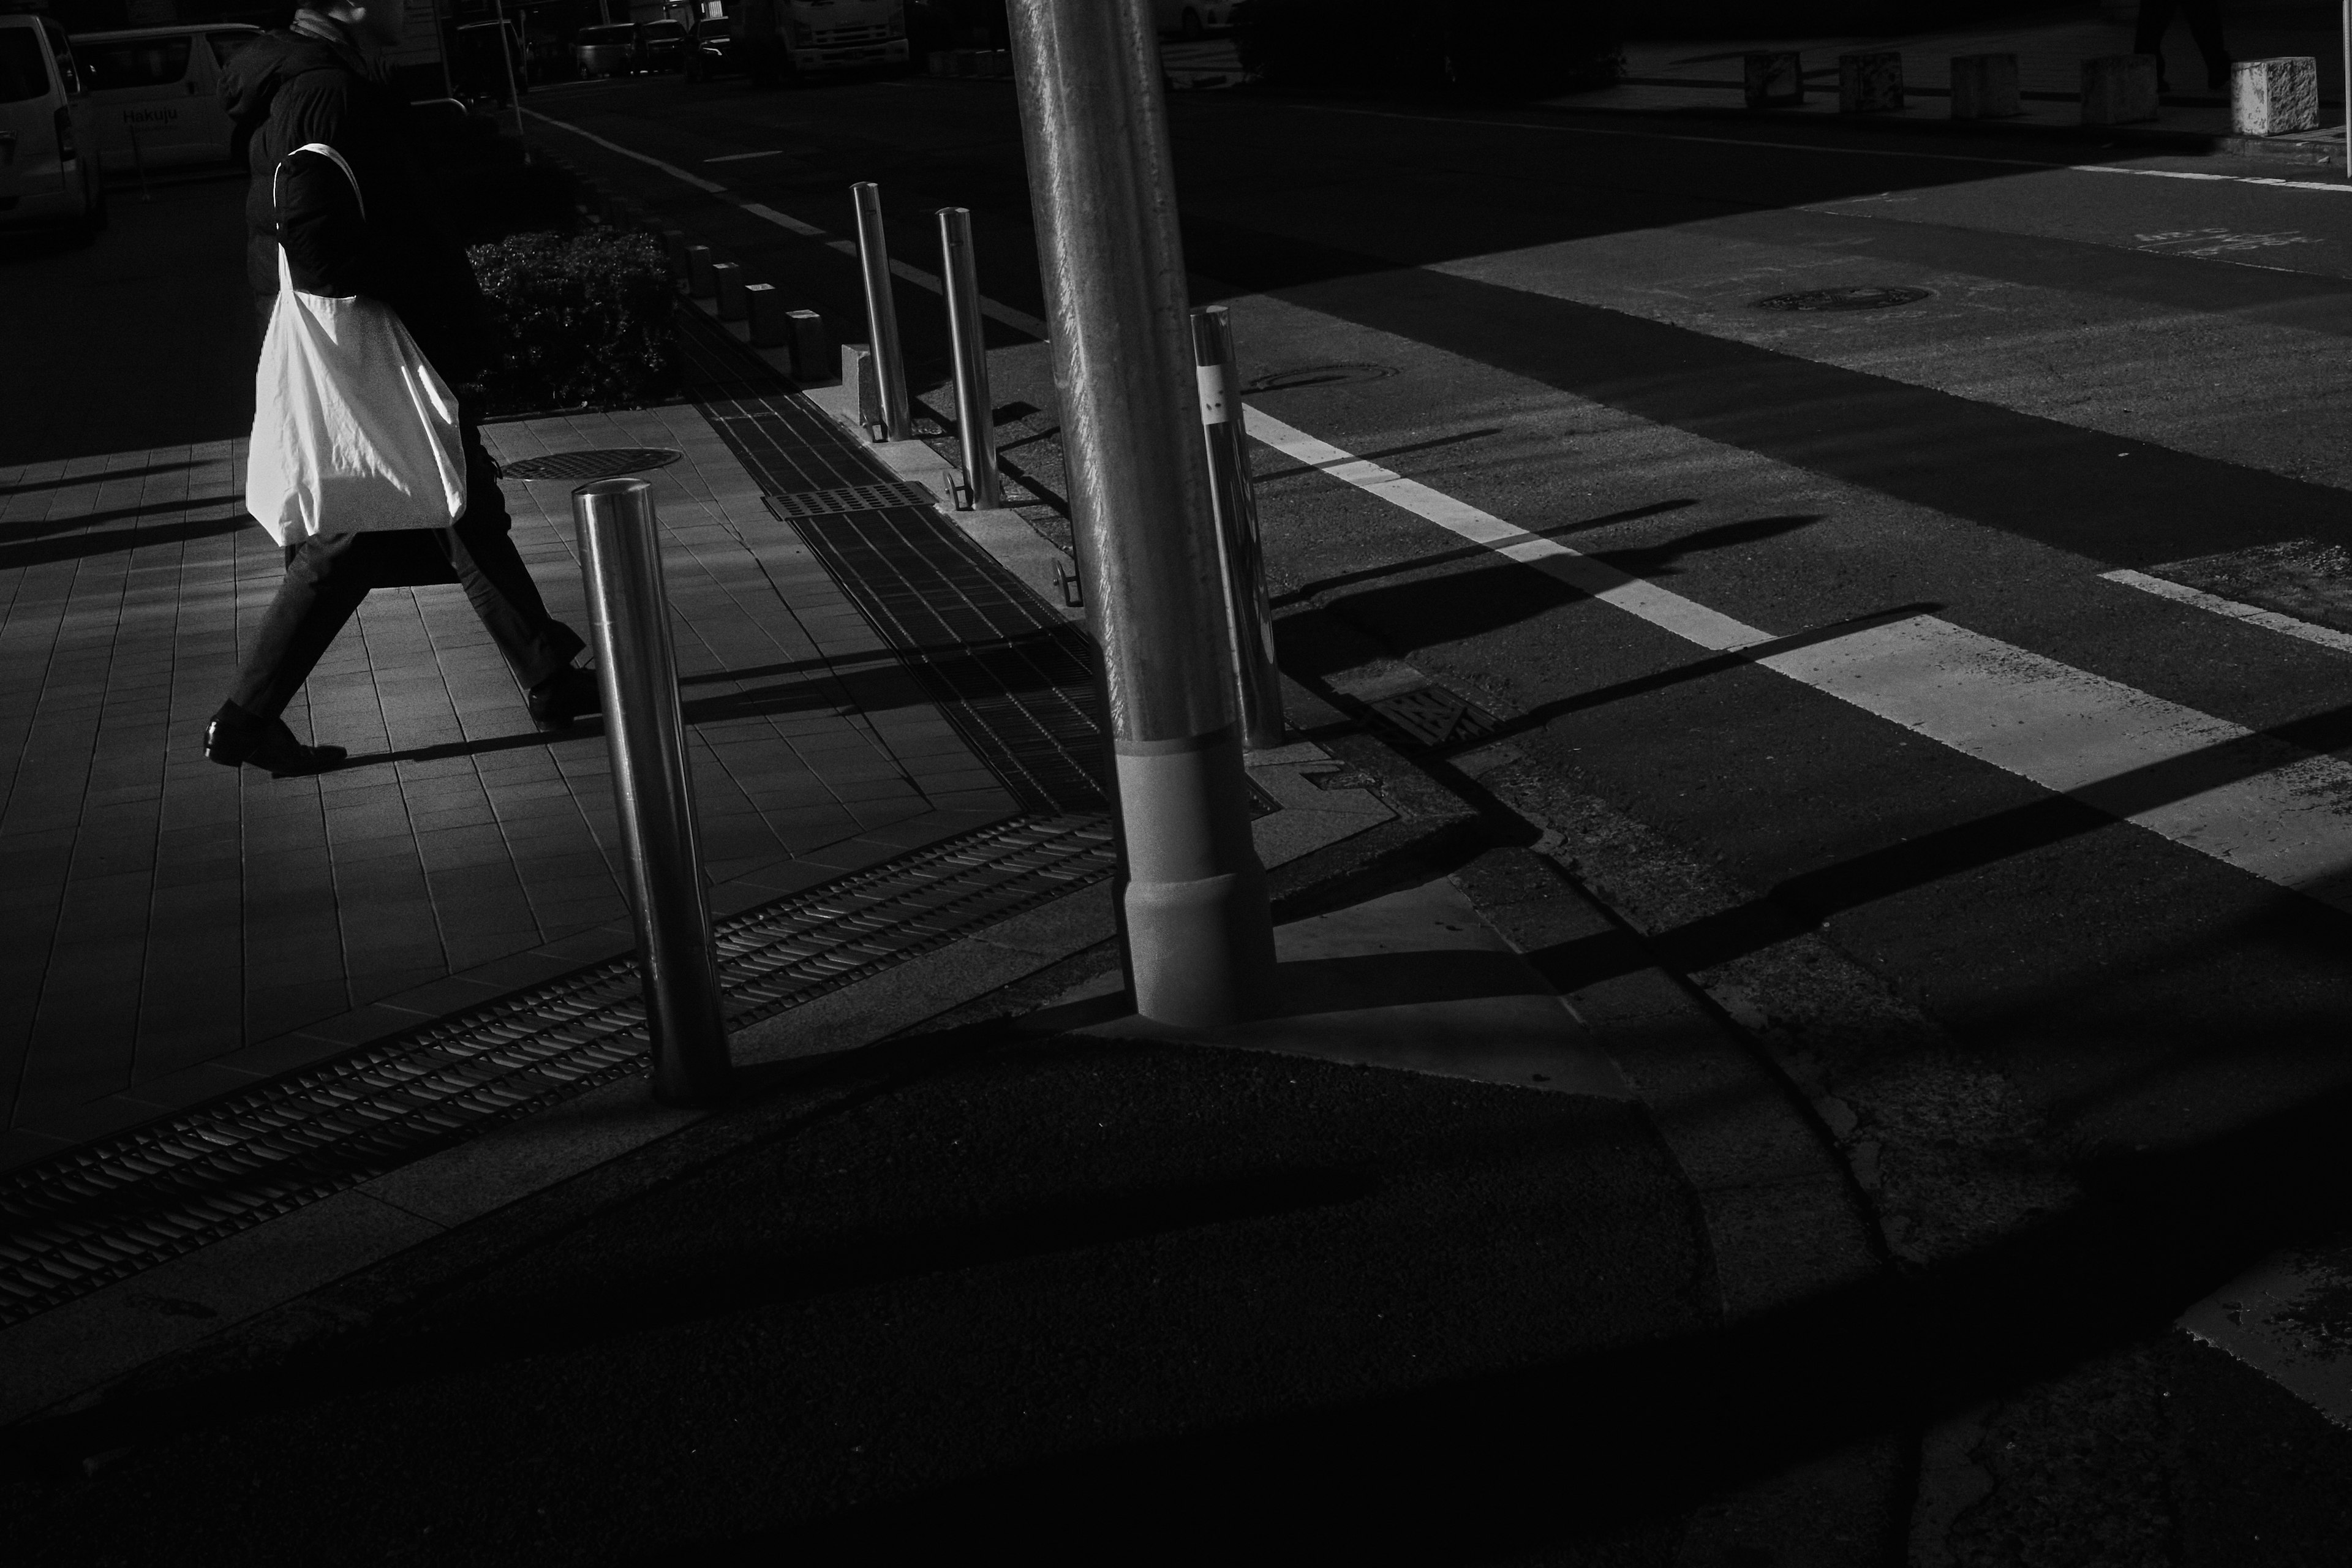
[
  {"x1": 1243, "y1": 405, "x2": 2352, "y2": 913},
  {"x1": 2101, "y1": 567, "x2": 2352, "y2": 659}
]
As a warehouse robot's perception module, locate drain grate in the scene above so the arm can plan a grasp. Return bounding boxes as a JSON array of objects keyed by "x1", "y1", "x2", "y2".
[
  {"x1": 766, "y1": 481, "x2": 940, "y2": 519},
  {"x1": 498, "y1": 448, "x2": 684, "y2": 481},
  {"x1": 0, "y1": 812, "x2": 1115, "y2": 1329},
  {"x1": 1753, "y1": 285, "x2": 1931, "y2": 312},
  {"x1": 1365, "y1": 685, "x2": 1502, "y2": 751}
]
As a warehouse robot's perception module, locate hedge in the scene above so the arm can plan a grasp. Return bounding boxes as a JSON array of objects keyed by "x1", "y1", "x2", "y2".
[{"x1": 467, "y1": 229, "x2": 678, "y2": 416}]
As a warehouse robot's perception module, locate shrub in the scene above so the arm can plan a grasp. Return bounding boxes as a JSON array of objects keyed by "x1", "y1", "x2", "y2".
[
  {"x1": 1233, "y1": 0, "x2": 1622, "y2": 97},
  {"x1": 467, "y1": 230, "x2": 677, "y2": 416}
]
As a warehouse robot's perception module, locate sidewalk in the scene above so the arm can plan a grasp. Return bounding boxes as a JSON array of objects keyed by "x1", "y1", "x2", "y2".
[
  {"x1": 0, "y1": 138, "x2": 1909, "y2": 1561},
  {"x1": 1575, "y1": 5, "x2": 2352, "y2": 163}
]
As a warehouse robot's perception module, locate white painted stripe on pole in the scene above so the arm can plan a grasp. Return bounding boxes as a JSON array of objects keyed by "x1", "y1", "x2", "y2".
[
  {"x1": 526, "y1": 108, "x2": 1052, "y2": 337},
  {"x1": 1242, "y1": 405, "x2": 2352, "y2": 908},
  {"x1": 2101, "y1": 567, "x2": 2352, "y2": 658}
]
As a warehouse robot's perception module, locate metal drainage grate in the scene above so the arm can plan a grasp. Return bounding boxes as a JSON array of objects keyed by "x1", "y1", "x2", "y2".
[
  {"x1": 1754, "y1": 285, "x2": 1931, "y2": 312},
  {"x1": 766, "y1": 481, "x2": 940, "y2": 519},
  {"x1": 0, "y1": 812, "x2": 1116, "y2": 1329},
  {"x1": 499, "y1": 448, "x2": 685, "y2": 481},
  {"x1": 1365, "y1": 685, "x2": 1503, "y2": 751}
]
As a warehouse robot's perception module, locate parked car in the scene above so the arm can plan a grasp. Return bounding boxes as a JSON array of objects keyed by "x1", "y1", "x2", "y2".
[
  {"x1": 573, "y1": 21, "x2": 639, "y2": 77},
  {"x1": 0, "y1": 10, "x2": 104, "y2": 237},
  {"x1": 69, "y1": 23, "x2": 257, "y2": 172},
  {"x1": 638, "y1": 18, "x2": 687, "y2": 71},
  {"x1": 682, "y1": 17, "x2": 740, "y2": 81}
]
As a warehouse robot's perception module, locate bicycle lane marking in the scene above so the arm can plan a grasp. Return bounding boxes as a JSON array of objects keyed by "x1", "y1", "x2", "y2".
[
  {"x1": 1242, "y1": 405, "x2": 2352, "y2": 913},
  {"x1": 523, "y1": 107, "x2": 1053, "y2": 339}
]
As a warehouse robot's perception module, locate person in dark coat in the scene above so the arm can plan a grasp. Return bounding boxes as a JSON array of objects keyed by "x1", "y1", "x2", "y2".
[
  {"x1": 206, "y1": 1, "x2": 598, "y2": 778},
  {"x1": 2135, "y1": 0, "x2": 2231, "y2": 94}
]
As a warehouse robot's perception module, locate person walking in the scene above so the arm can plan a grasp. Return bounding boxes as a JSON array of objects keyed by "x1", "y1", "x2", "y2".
[
  {"x1": 2135, "y1": 0, "x2": 2231, "y2": 94},
  {"x1": 206, "y1": 0, "x2": 600, "y2": 778}
]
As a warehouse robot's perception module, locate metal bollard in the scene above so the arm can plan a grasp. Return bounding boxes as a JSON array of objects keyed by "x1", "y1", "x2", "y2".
[
  {"x1": 685, "y1": 244, "x2": 717, "y2": 300},
  {"x1": 850, "y1": 182, "x2": 915, "y2": 442},
  {"x1": 936, "y1": 206, "x2": 1002, "y2": 511},
  {"x1": 571, "y1": 480, "x2": 732, "y2": 1107},
  {"x1": 1189, "y1": 305, "x2": 1284, "y2": 752}
]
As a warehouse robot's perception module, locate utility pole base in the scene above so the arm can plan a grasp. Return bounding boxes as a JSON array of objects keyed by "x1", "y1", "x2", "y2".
[{"x1": 1115, "y1": 735, "x2": 1278, "y2": 1028}]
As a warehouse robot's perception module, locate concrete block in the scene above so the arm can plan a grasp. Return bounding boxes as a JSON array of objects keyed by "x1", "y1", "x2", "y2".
[
  {"x1": 1743, "y1": 50, "x2": 1802, "y2": 108},
  {"x1": 843, "y1": 342, "x2": 884, "y2": 437},
  {"x1": 787, "y1": 309, "x2": 839, "y2": 384},
  {"x1": 685, "y1": 244, "x2": 716, "y2": 300},
  {"x1": 987, "y1": 48, "x2": 1011, "y2": 77},
  {"x1": 1838, "y1": 50, "x2": 1903, "y2": 114},
  {"x1": 745, "y1": 281, "x2": 788, "y2": 346},
  {"x1": 2081, "y1": 53, "x2": 2159, "y2": 125},
  {"x1": 2233, "y1": 56, "x2": 2319, "y2": 135},
  {"x1": 712, "y1": 260, "x2": 747, "y2": 320},
  {"x1": 927, "y1": 50, "x2": 948, "y2": 75},
  {"x1": 1949, "y1": 52, "x2": 2019, "y2": 119},
  {"x1": 656, "y1": 225, "x2": 688, "y2": 280}
]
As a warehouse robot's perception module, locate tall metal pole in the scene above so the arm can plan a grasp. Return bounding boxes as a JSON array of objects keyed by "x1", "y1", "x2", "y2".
[
  {"x1": 1006, "y1": 0, "x2": 1275, "y2": 1028},
  {"x1": 2342, "y1": 0, "x2": 2349, "y2": 177},
  {"x1": 573, "y1": 479, "x2": 733, "y2": 1107},
  {"x1": 937, "y1": 206, "x2": 1003, "y2": 510},
  {"x1": 851, "y1": 182, "x2": 916, "y2": 442},
  {"x1": 1191, "y1": 304, "x2": 1284, "y2": 753},
  {"x1": 492, "y1": 0, "x2": 526, "y2": 150}
]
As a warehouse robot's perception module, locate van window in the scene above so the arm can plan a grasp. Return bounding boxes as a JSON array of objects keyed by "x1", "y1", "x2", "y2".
[
  {"x1": 209, "y1": 31, "x2": 255, "y2": 66},
  {"x1": 0, "y1": 29, "x2": 46, "y2": 103},
  {"x1": 43, "y1": 21, "x2": 79, "y2": 94},
  {"x1": 79, "y1": 35, "x2": 192, "y2": 91}
]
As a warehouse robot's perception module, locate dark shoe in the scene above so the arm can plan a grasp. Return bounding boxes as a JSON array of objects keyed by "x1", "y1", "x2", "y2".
[
  {"x1": 203, "y1": 702, "x2": 345, "y2": 777},
  {"x1": 527, "y1": 666, "x2": 602, "y2": 730}
]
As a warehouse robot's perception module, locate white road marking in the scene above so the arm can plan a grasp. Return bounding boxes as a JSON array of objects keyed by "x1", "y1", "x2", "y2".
[
  {"x1": 1288, "y1": 102, "x2": 2352, "y2": 194},
  {"x1": 706, "y1": 149, "x2": 785, "y2": 163},
  {"x1": 524, "y1": 108, "x2": 1052, "y2": 338},
  {"x1": 2102, "y1": 568, "x2": 2352, "y2": 658},
  {"x1": 1243, "y1": 405, "x2": 2352, "y2": 912}
]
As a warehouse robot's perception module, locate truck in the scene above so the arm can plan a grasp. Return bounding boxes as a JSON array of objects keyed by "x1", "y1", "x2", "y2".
[{"x1": 737, "y1": 0, "x2": 908, "y2": 78}]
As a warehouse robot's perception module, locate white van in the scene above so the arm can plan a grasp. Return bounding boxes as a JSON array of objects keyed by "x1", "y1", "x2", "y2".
[
  {"x1": 69, "y1": 23, "x2": 258, "y2": 172},
  {"x1": 0, "y1": 12, "x2": 103, "y2": 236}
]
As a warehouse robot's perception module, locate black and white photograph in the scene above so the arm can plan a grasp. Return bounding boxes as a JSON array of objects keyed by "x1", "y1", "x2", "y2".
[{"x1": 4, "y1": 0, "x2": 2351, "y2": 1560}]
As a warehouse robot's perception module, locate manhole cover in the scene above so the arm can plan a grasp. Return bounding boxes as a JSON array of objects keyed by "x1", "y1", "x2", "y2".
[
  {"x1": 1754, "y1": 285, "x2": 1931, "y2": 312},
  {"x1": 498, "y1": 448, "x2": 684, "y2": 481},
  {"x1": 1242, "y1": 363, "x2": 1398, "y2": 394},
  {"x1": 1365, "y1": 685, "x2": 1501, "y2": 750}
]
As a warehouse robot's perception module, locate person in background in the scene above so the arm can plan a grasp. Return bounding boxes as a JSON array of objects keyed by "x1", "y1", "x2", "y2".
[
  {"x1": 2135, "y1": 0, "x2": 2231, "y2": 94},
  {"x1": 207, "y1": 0, "x2": 599, "y2": 778}
]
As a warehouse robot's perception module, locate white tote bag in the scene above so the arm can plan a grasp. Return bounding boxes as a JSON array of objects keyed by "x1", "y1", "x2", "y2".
[{"x1": 244, "y1": 142, "x2": 469, "y2": 547}]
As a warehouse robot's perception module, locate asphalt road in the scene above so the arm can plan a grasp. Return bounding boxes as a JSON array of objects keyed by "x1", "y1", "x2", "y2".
[{"x1": 501, "y1": 72, "x2": 2352, "y2": 1561}]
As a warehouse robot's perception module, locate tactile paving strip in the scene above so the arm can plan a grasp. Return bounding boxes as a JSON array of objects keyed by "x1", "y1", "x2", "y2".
[
  {"x1": 0, "y1": 812, "x2": 1115, "y2": 1329},
  {"x1": 766, "y1": 481, "x2": 940, "y2": 519}
]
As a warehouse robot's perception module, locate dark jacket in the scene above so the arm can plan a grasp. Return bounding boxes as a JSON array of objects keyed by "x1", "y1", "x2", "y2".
[{"x1": 221, "y1": 13, "x2": 488, "y2": 382}]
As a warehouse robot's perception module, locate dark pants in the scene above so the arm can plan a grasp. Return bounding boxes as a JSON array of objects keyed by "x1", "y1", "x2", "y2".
[
  {"x1": 229, "y1": 296, "x2": 582, "y2": 719},
  {"x1": 2135, "y1": 0, "x2": 2229, "y2": 88}
]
